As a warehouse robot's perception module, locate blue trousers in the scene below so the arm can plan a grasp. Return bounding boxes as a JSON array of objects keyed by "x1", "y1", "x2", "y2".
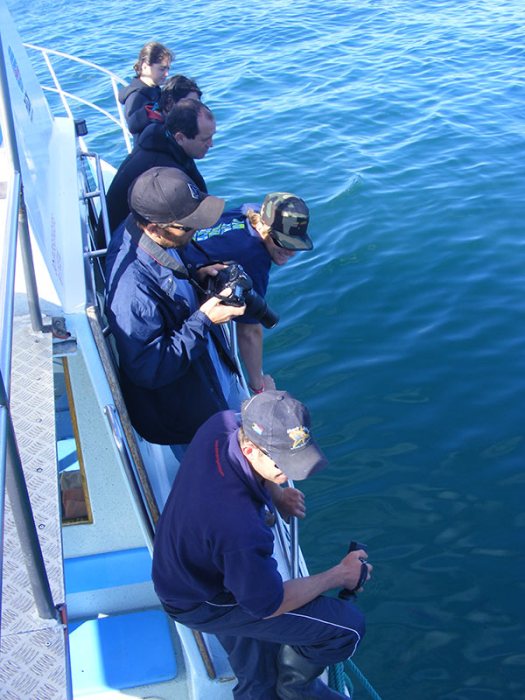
[{"x1": 165, "y1": 594, "x2": 365, "y2": 699}]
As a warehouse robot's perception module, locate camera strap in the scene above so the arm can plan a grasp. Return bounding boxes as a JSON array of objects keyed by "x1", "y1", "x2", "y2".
[
  {"x1": 127, "y1": 220, "x2": 239, "y2": 376},
  {"x1": 128, "y1": 219, "x2": 191, "y2": 280}
]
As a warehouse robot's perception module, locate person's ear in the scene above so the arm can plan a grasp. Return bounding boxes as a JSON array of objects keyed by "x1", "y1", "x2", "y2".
[
  {"x1": 173, "y1": 130, "x2": 185, "y2": 145},
  {"x1": 240, "y1": 442, "x2": 254, "y2": 458},
  {"x1": 145, "y1": 223, "x2": 162, "y2": 236}
]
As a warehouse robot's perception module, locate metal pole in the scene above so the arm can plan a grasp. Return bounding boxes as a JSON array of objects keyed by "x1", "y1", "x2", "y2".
[
  {"x1": 0, "y1": 404, "x2": 7, "y2": 625},
  {"x1": 17, "y1": 197, "x2": 46, "y2": 332},
  {"x1": 290, "y1": 516, "x2": 300, "y2": 579},
  {"x1": 1, "y1": 376, "x2": 58, "y2": 621}
]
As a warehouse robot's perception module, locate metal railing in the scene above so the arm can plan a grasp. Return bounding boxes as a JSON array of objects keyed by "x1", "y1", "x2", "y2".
[{"x1": 23, "y1": 43, "x2": 133, "y2": 154}]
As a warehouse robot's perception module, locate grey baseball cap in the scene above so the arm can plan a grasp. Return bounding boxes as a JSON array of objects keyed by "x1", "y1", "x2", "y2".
[
  {"x1": 129, "y1": 166, "x2": 224, "y2": 228},
  {"x1": 241, "y1": 390, "x2": 328, "y2": 480}
]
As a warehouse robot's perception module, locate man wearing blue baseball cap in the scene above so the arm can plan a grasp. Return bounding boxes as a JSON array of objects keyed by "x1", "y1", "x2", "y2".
[{"x1": 153, "y1": 390, "x2": 372, "y2": 699}]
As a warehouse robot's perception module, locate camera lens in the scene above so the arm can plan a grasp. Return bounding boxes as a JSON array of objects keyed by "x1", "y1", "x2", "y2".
[{"x1": 245, "y1": 290, "x2": 279, "y2": 329}]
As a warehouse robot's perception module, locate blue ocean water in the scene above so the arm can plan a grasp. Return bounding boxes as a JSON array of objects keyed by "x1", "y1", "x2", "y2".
[{"x1": 6, "y1": 0, "x2": 525, "y2": 697}]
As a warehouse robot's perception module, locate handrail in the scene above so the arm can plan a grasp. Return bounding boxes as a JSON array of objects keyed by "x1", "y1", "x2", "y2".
[
  {"x1": 0, "y1": 167, "x2": 19, "y2": 627},
  {"x1": 23, "y1": 42, "x2": 132, "y2": 154},
  {"x1": 23, "y1": 44, "x2": 129, "y2": 83},
  {"x1": 2, "y1": 374, "x2": 59, "y2": 621},
  {"x1": 80, "y1": 150, "x2": 112, "y2": 248},
  {"x1": 104, "y1": 404, "x2": 155, "y2": 547},
  {"x1": 290, "y1": 516, "x2": 300, "y2": 579}
]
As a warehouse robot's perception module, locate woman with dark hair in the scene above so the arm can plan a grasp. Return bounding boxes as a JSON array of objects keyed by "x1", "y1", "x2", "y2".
[
  {"x1": 158, "y1": 75, "x2": 202, "y2": 115},
  {"x1": 119, "y1": 41, "x2": 173, "y2": 142}
]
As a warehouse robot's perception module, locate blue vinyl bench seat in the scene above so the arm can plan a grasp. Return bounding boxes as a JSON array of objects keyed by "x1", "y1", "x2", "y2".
[
  {"x1": 69, "y1": 610, "x2": 177, "y2": 693},
  {"x1": 65, "y1": 548, "x2": 177, "y2": 693}
]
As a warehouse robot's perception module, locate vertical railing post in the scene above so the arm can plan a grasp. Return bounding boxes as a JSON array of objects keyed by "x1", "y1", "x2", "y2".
[
  {"x1": 17, "y1": 195, "x2": 46, "y2": 333},
  {"x1": 111, "y1": 77, "x2": 132, "y2": 154},
  {"x1": 1, "y1": 375, "x2": 59, "y2": 621},
  {"x1": 290, "y1": 518, "x2": 300, "y2": 579},
  {"x1": 41, "y1": 49, "x2": 73, "y2": 119}
]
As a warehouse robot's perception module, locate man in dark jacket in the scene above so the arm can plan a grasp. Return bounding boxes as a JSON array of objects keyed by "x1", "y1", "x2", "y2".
[
  {"x1": 153, "y1": 390, "x2": 371, "y2": 699},
  {"x1": 103, "y1": 98, "x2": 215, "y2": 236},
  {"x1": 105, "y1": 166, "x2": 246, "y2": 447}
]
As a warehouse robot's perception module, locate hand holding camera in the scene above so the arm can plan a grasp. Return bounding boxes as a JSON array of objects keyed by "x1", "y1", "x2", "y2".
[
  {"x1": 206, "y1": 262, "x2": 279, "y2": 329},
  {"x1": 200, "y1": 290, "x2": 246, "y2": 325}
]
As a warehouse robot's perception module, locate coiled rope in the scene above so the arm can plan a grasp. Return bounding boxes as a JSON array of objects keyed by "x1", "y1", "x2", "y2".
[{"x1": 328, "y1": 659, "x2": 383, "y2": 699}]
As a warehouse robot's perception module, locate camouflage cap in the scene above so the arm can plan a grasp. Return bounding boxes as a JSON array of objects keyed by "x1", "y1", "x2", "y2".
[{"x1": 260, "y1": 192, "x2": 313, "y2": 251}]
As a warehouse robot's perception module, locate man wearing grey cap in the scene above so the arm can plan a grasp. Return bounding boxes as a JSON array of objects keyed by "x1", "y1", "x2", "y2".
[
  {"x1": 153, "y1": 390, "x2": 371, "y2": 699},
  {"x1": 105, "y1": 166, "x2": 247, "y2": 454}
]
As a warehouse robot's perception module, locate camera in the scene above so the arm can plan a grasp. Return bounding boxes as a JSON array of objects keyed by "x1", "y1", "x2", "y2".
[{"x1": 208, "y1": 262, "x2": 279, "y2": 329}]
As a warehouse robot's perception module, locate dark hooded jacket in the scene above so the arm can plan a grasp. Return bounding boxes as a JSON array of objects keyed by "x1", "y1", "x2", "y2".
[
  {"x1": 103, "y1": 122, "x2": 208, "y2": 234},
  {"x1": 119, "y1": 77, "x2": 161, "y2": 140}
]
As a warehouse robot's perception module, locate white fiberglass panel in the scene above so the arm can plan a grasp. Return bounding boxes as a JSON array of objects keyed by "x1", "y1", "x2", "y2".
[{"x1": 0, "y1": 3, "x2": 85, "y2": 312}]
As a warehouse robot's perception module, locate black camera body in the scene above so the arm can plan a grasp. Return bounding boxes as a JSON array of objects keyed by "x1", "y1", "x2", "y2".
[{"x1": 208, "y1": 262, "x2": 279, "y2": 329}]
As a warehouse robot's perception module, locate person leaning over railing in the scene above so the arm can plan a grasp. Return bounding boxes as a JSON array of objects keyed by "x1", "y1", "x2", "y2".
[
  {"x1": 182, "y1": 193, "x2": 313, "y2": 395},
  {"x1": 105, "y1": 166, "x2": 247, "y2": 453},
  {"x1": 153, "y1": 390, "x2": 372, "y2": 700}
]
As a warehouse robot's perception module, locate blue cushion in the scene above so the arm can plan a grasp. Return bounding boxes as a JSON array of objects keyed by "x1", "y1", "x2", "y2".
[
  {"x1": 69, "y1": 610, "x2": 177, "y2": 693},
  {"x1": 64, "y1": 547, "x2": 151, "y2": 593}
]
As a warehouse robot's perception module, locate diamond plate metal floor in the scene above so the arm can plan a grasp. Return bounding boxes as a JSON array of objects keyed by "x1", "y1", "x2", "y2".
[{"x1": 1, "y1": 316, "x2": 70, "y2": 700}]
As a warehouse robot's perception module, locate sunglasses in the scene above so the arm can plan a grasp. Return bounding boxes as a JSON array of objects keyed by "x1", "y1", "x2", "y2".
[
  {"x1": 165, "y1": 222, "x2": 194, "y2": 233},
  {"x1": 270, "y1": 235, "x2": 286, "y2": 249}
]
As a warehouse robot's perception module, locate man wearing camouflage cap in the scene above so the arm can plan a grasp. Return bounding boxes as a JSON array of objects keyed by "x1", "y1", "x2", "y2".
[
  {"x1": 153, "y1": 390, "x2": 371, "y2": 699},
  {"x1": 183, "y1": 191, "x2": 313, "y2": 395}
]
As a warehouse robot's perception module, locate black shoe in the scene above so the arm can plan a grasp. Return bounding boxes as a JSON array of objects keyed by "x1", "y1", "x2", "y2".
[{"x1": 276, "y1": 645, "x2": 346, "y2": 699}]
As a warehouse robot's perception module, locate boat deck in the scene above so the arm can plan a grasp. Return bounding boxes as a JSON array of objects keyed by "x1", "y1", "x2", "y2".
[{"x1": 0, "y1": 315, "x2": 70, "y2": 700}]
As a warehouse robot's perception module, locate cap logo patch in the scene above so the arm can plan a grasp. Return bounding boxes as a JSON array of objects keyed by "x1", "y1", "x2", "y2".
[
  {"x1": 187, "y1": 182, "x2": 201, "y2": 200},
  {"x1": 287, "y1": 426, "x2": 311, "y2": 450},
  {"x1": 251, "y1": 422, "x2": 264, "y2": 436}
]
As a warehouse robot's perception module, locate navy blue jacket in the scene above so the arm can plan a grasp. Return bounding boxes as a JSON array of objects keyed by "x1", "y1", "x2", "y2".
[
  {"x1": 118, "y1": 78, "x2": 161, "y2": 141},
  {"x1": 105, "y1": 218, "x2": 236, "y2": 444},
  {"x1": 104, "y1": 122, "x2": 207, "y2": 234},
  {"x1": 152, "y1": 410, "x2": 283, "y2": 618}
]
